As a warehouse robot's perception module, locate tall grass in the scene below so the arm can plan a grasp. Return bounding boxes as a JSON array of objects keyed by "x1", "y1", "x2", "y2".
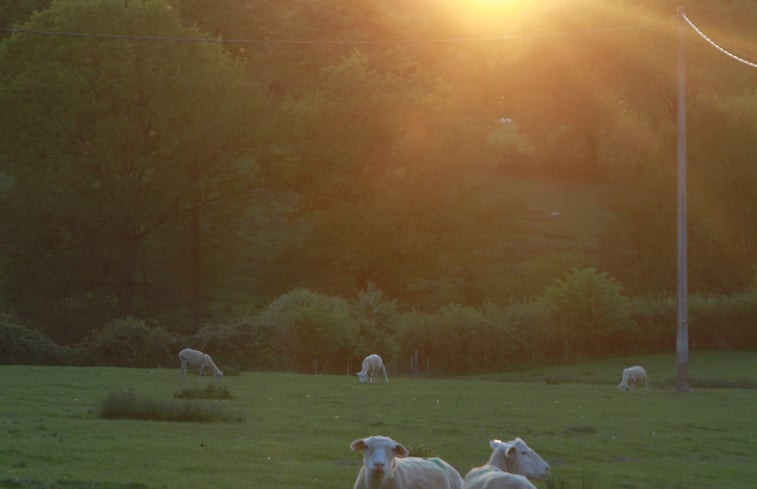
[{"x1": 99, "y1": 390, "x2": 236, "y2": 422}]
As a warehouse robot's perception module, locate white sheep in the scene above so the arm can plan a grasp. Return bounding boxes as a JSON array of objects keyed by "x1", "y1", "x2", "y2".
[
  {"x1": 356, "y1": 354, "x2": 389, "y2": 384},
  {"x1": 351, "y1": 435, "x2": 463, "y2": 489},
  {"x1": 178, "y1": 348, "x2": 223, "y2": 380},
  {"x1": 616, "y1": 365, "x2": 649, "y2": 391},
  {"x1": 464, "y1": 438, "x2": 550, "y2": 489}
]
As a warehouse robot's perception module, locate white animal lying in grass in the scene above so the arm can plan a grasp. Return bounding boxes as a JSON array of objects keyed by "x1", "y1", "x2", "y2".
[
  {"x1": 616, "y1": 365, "x2": 649, "y2": 391},
  {"x1": 464, "y1": 438, "x2": 550, "y2": 489},
  {"x1": 178, "y1": 348, "x2": 223, "y2": 379},
  {"x1": 351, "y1": 435, "x2": 463, "y2": 489},
  {"x1": 356, "y1": 354, "x2": 389, "y2": 384}
]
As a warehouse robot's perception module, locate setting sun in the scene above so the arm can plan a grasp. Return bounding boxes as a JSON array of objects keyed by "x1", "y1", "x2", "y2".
[
  {"x1": 433, "y1": 0, "x2": 540, "y2": 34},
  {"x1": 464, "y1": 0, "x2": 533, "y2": 14}
]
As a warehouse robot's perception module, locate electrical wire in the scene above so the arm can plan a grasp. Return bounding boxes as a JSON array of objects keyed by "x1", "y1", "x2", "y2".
[
  {"x1": 1, "y1": 21, "x2": 670, "y2": 46},
  {"x1": 681, "y1": 12, "x2": 757, "y2": 69}
]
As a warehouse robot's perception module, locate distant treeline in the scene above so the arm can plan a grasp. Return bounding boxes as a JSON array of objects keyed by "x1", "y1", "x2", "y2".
[{"x1": 3, "y1": 273, "x2": 756, "y2": 375}]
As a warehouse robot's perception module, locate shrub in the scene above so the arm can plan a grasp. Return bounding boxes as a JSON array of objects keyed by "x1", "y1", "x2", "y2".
[
  {"x1": 81, "y1": 317, "x2": 179, "y2": 367},
  {"x1": 191, "y1": 319, "x2": 287, "y2": 371},
  {"x1": 0, "y1": 312, "x2": 72, "y2": 365},
  {"x1": 397, "y1": 304, "x2": 516, "y2": 375},
  {"x1": 259, "y1": 289, "x2": 358, "y2": 373},
  {"x1": 689, "y1": 291, "x2": 757, "y2": 350},
  {"x1": 351, "y1": 283, "x2": 400, "y2": 365},
  {"x1": 540, "y1": 268, "x2": 636, "y2": 360},
  {"x1": 630, "y1": 294, "x2": 675, "y2": 353},
  {"x1": 432, "y1": 304, "x2": 500, "y2": 374},
  {"x1": 484, "y1": 299, "x2": 550, "y2": 367}
]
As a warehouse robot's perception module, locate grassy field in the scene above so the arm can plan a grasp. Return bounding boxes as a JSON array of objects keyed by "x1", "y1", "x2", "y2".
[{"x1": 1, "y1": 352, "x2": 755, "y2": 489}]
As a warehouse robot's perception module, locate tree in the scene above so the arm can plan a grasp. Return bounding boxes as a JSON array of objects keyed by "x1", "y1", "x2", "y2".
[
  {"x1": 0, "y1": 0, "x2": 264, "y2": 341},
  {"x1": 687, "y1": 90, "x2": 757, "y2": 294},
  {"x1": 261, "y1": 48, "x2": 527, "y2": 308},
  {"x1": 0, "y1": 0, "x2": 53, "y2": 34}
]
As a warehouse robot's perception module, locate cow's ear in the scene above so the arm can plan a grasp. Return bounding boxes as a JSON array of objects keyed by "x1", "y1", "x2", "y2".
[
  {"x1": 351, "y1": 439, "x2": 366, "y2": 452},
  {"x1": 489, "y1": 439, "x2": 502, "y2": 450},
  {"x1": 394, "y1": 442, "x2": 409, "y2": 458},
  {"x1": 505, "y1": 445, "x2": 517, "y2": 458}
]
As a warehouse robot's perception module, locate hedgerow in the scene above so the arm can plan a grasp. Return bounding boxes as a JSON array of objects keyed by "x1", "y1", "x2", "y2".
[{"x1": 3, "y1": 270, "x2": 757, "y2": 374}]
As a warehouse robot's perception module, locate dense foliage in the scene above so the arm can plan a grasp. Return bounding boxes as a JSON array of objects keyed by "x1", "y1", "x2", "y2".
[
  {"x1": 80, "y1": 317, "x2": 179, "y2": 368},
  {"x1": 0, "y1": 312, "x2": 73, "y2": 365},
  {"x1": 0, "y1": 1, "x2": 755, "y2": 369},
  {"x1": 3, "y1": 280, "x2": 756, "y2": 374}
]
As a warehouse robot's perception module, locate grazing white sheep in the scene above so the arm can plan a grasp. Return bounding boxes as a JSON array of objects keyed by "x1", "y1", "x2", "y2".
[
  {"x1": 356, "y1": 354, "x2": 389, "y2": 384},
  {"x1": 351, "y1": 435, "x2": 463, "y2": 489},
  {"x1": 463, "y1": 438, "x2": 550, "y2": 489},
  {"x1": 616, "y1": 365, "x2": 649, "y2": 391},
  {"x1": 178, "y1": 348, "x2": 223, "y2": 380}
]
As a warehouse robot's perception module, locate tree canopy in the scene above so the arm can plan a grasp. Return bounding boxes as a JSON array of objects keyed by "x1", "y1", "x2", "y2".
[
  {"x1": 0, "y1": 0, "x2": 755, "y2": 343},
  {"x1": 0, "y1": 0, "x2": 266, "y2": 339}
]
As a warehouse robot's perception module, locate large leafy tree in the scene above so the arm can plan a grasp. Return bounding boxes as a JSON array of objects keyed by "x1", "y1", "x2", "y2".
[{"x1": 0, "y1": 0, "x2": 264, "y2": 341}]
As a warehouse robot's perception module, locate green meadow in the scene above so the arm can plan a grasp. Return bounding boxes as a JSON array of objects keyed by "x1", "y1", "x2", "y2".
[{"x1": 1, "y1": 352, "x2": 755, "y2": 489}]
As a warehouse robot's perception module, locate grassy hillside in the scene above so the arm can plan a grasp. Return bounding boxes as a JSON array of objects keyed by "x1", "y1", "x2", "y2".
[
  {"x1": 1, "y1": 352, "x2": 755, "y2": 489},
  {"x1": 497, "y1": 175, "x2": 617, "y2": 253}
]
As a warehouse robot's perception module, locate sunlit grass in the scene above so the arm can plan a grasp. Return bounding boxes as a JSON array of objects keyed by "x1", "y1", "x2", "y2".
[{"x1": 1, "y1": 353, "x2": 755, "y2": 489}]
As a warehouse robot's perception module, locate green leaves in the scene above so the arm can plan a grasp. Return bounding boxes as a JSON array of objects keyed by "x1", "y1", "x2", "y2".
[
  {"x1": 0, "y1": 0, "x2": 264, "y2": 337},
  {"x1": 541, "y1": 268, "x2": 636, "y2": 359}
]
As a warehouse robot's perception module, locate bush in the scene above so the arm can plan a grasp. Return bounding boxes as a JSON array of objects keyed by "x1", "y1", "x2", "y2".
[
  {"x1": 631, "y1": 290, "x2": 757, "y2": 353},
  {"x1": 397, "y1": 304, "x2": 522, "y2": 376},
  {"x1": 484, "y1": 299, "x2": 550, "y2": 367},
  {"x1": 630, "y1": 294, "x2": 675, "y2": 352},
  {"x1": 351, "y1": 283, "x2": 400, "y2": 365},
  {"x1": 689, "y1": 291, "x2": 757, "y2": 350},
  {"x1": 0, "y1": 312, "x2": 72, "y2": 365},
  {"x1": 81, "y1": 317, "x2": 179, "y2": 367},
  {"x1": 433, "y1": 305, "x2": 499, "y2": 374},
  {"x1": 540, "y1": 268, "x2": 636, "y2": 360},
  {"x1": 192, "y1": 319, "x2": 287, "y2": 371},
  {"x1": 259, "y1": 289, "x2": 358, "y2": 373}
]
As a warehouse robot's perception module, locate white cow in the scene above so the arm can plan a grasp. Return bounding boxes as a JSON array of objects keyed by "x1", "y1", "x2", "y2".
[
  {"x1": 351, "y1": 435, "x2": 463, "y2": 489},
  {"x1": 178, "y1": 348, "x2": 223, "y2": 379},
  {"x1": 464, "y1": 438, "x2": 550, "y2": 489},
  {"x1": 356, "y1": 354, "x2": 389, "y2": 384},
  {"x1": 616, "y1": 365, "x2": 649, "y2": 391}
]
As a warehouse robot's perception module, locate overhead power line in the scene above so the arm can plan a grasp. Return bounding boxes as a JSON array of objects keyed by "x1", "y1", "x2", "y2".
[
  {"x1": 3, "y1": 13, "x2": 754, "y2": 70},
  {"x1": 1, "y1": 21, "x2": 669, "y2": 45},
  {"x1": 681, "y1": 12, "x2": 757, "y2": 69}
]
